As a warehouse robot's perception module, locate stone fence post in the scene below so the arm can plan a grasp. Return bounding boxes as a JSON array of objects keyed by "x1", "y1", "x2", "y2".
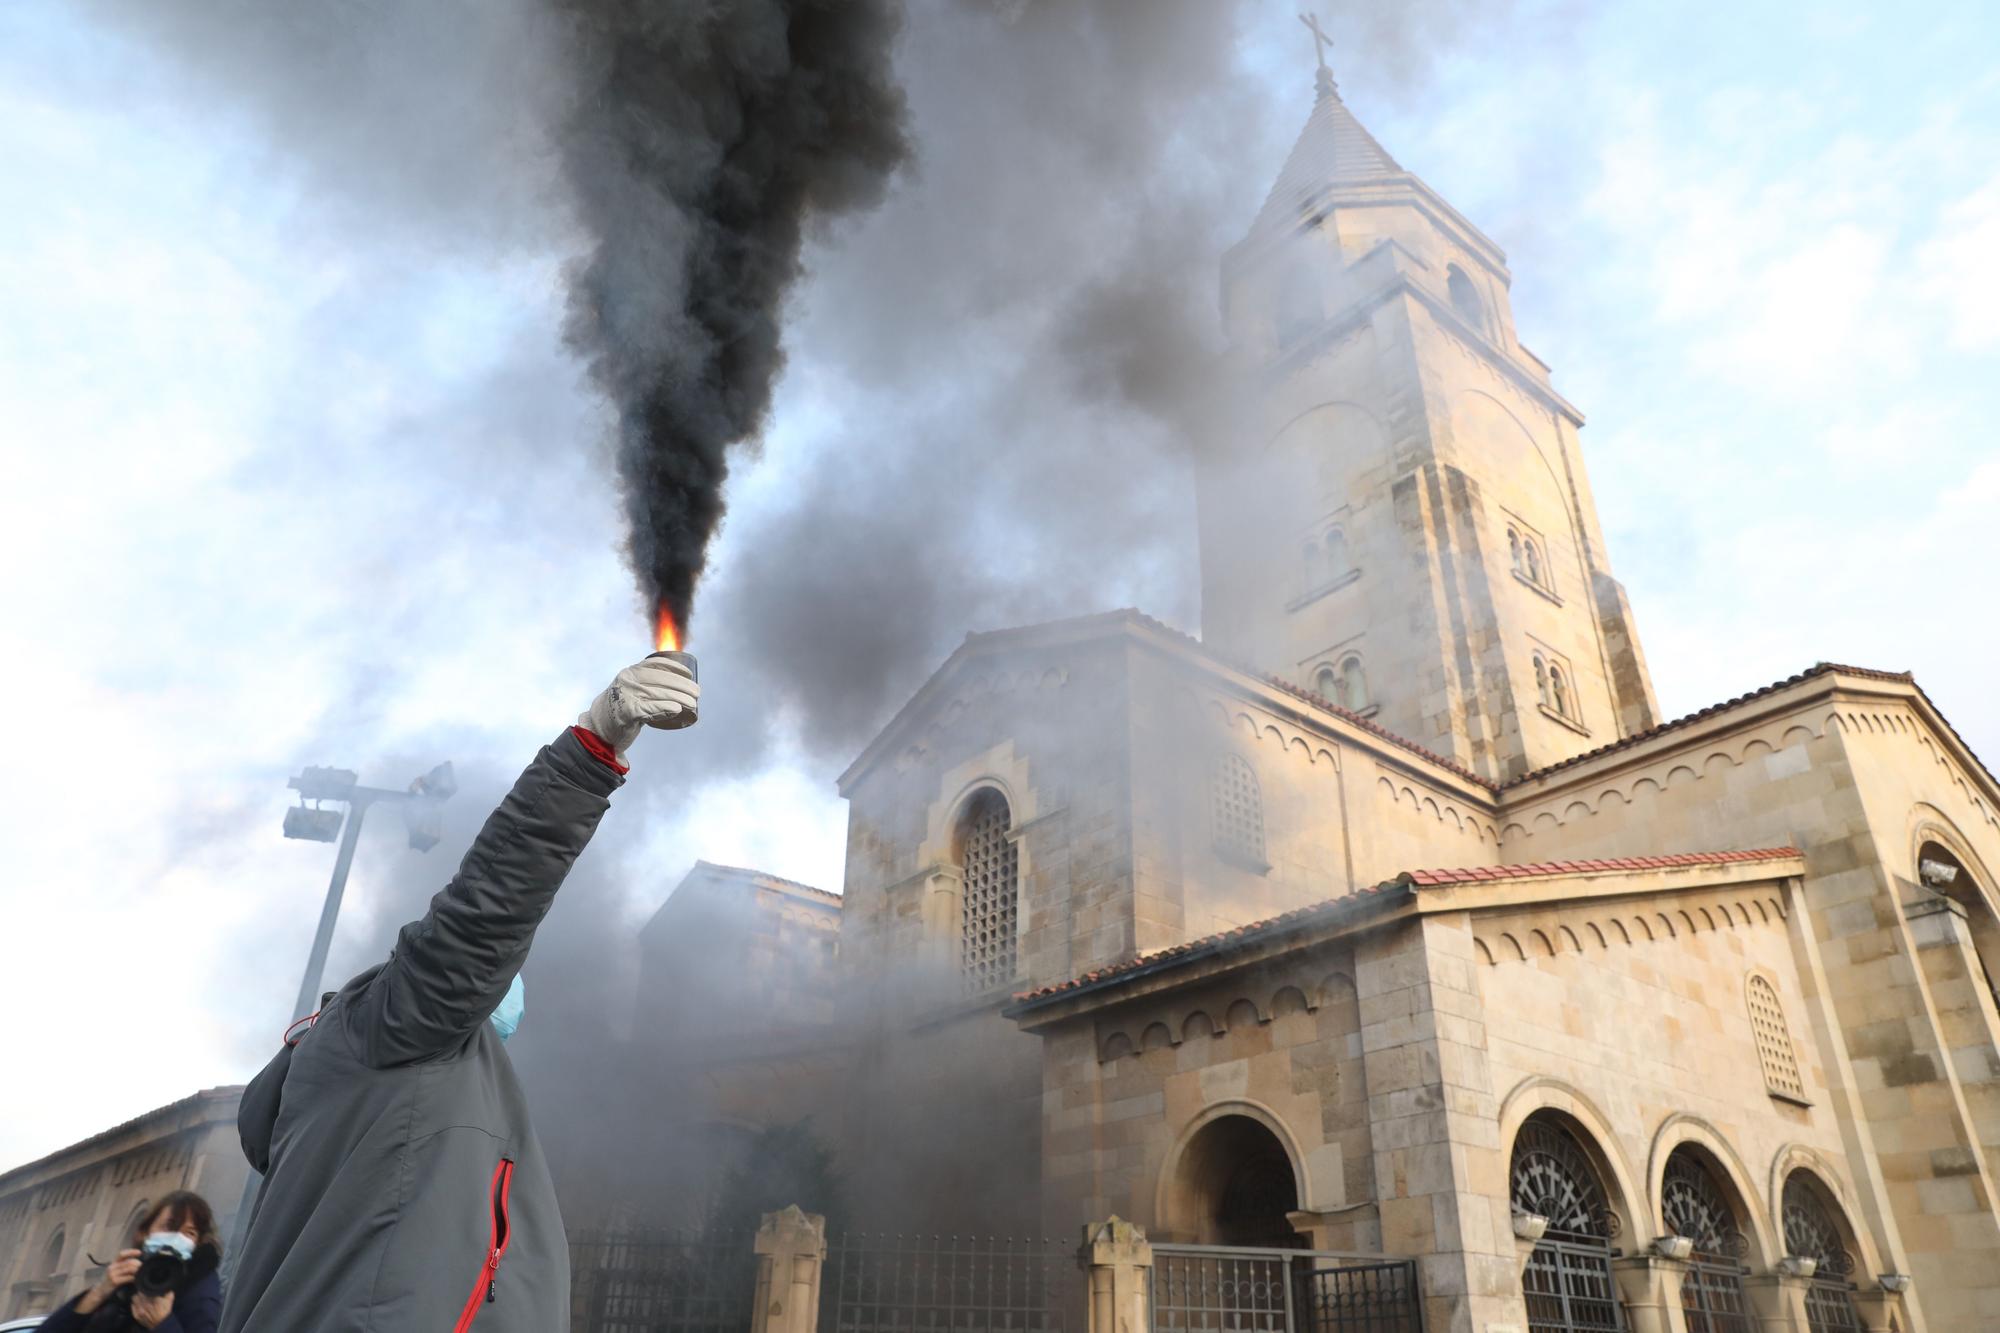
[
  {"x1": 1081, "y1": 1217, "x2": 1152, "y2": 1333},
  {"x1": 753, "y1": 1206, "x2": 828, "y2": 1333}
]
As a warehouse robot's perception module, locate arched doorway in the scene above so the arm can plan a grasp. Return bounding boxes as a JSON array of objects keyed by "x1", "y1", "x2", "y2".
[
  {"x1": 1782, "y1": 1172, "x2": 1866, "y2": 1333},
  {"x1": 1511, "y1": 1113, "x2": 1626, "y2": 1332},
  {"x1": 1660, "y1": 1147, "x2": 1755, "y2": 1333},
  {"x1": 1174, "y1": 1113, "x2": 1308, "y2": 1248}
]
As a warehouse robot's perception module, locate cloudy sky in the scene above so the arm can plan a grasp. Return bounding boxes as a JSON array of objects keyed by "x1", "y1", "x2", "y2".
[{"x1": 2, "y1": 0, "x2": 1995, "y2": 1170}]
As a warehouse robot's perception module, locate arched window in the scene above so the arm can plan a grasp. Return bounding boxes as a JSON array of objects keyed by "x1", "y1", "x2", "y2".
[
  {"x1": 1314, "y1": 665, "x2": 1339, "y2": 701},
  {"x1": 1336, "y1": 654, "x2": 1369, "y2": 712},
  {"x1": 1322, "y1": 527, "x2": 1348, "y2": 580},
  {"x1": 1447, "y1": 263, "x2": 1484, "y2": 326},
  {"x1": 956, "y1": 789, "x2": 1018, "y2": 996},
  {"x1": 1550, "y1": 666, "x2": 1570, "y2": 719},
  {"x1": 1534, "y1": 655, "x2": 1552, "y2": 709},
  {"x1": 1511, "y1": 1114, "x2": 1623, "y2": 1332},
  {"x1": 43, "y1": 1224, "x2": 65, "y2": 1275},
  {"x1": 1524, "y1": 539, "x2": 1543, "y2": 585},
  {"x1": 1662, "y1": 1148, "x2": 1754, "y2": 1333},
  {"x1": 1508, "y1": 527, "x2": 1524, "y2": 574},
  {"x1": 1211, "y1": 753, "x2": 1266, "y2": 869},
  {"x1": 1783, "y1": 1174, "x2": 1865, "y2": 1333},
  {"x1": 1746, "y1": 974, "x2": 1806, "y2": 1101},
  {"x1": 1303, "y1": 528, "x2": 1348, "y2": 590}
]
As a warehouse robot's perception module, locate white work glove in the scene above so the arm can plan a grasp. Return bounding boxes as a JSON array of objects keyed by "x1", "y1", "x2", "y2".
[{"x1": 577, "y1": 656, "x2": 700, "y2": 764}]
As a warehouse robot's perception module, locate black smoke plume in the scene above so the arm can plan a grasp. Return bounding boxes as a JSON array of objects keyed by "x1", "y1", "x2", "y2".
[{"x1": 556, "y1": 0, "x2": 910, "y2": 635}]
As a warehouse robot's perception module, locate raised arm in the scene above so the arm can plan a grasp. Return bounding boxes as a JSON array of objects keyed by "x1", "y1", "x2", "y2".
[{"x1": 342, "y1": 656, "x2": 698, "y2": 1066}]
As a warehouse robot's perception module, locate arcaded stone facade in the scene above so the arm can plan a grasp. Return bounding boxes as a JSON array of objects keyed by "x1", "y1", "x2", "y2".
[{"x1": 634, "y1": 65, "x2": 1999, "y2": 1333}]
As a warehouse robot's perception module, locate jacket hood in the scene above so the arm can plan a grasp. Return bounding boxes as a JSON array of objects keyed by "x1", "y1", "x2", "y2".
[{"x1": 237, "y1": 1044, "x2": 289, "y2": 1175}]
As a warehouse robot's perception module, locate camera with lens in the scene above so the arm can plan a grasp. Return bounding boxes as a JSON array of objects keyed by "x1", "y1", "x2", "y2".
[{"x1": 135, "y1": 1233, "x2": 196, "y2": 1297}]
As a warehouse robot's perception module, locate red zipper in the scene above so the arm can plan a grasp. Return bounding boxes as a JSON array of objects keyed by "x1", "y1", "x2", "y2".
[{"x1": 452, "y1": 1157, "x2": 515, "y2": 1333}]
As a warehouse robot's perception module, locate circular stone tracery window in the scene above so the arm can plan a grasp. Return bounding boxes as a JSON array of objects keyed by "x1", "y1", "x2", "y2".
[
  {"x1": 1662, "y1": 1150, "x2": 1750, "y2": 1261},
  {"x1": 1782, "y1": 1175, "x2": 1857, "y2": 1278},
  {"x1": 1510, "y1": 1116, "x2": 1621, "y2": 1241}
]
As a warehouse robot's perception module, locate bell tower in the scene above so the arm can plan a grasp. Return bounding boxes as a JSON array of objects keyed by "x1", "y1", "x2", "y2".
[{"x1": 1197, "y1": 43, "x2": 1659, "y2": 782}]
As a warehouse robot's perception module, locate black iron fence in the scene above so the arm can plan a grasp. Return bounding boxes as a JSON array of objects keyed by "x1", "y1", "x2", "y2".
[
  {"x1": 567, "y1": 1226, "x2": 1417, "y2": 1333},
  {"x1": 822, "y1": 1233, "x2": 1084, "y2": 1333},
  {"x1": 1151, "y1": 1244, "x2": 1421, "y2": 1333},
  {"x1": 569, "y1": 1228, "x2": 756, "y2": 1333},
  {"x1": 1299, "y1": 1259, "x2": 1423, "y2": 1333}
]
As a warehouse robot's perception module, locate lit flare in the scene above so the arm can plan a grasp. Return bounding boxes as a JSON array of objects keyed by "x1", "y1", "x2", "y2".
[{"x1": 654, "y1": 605, "x2": 681, "y2": 653}]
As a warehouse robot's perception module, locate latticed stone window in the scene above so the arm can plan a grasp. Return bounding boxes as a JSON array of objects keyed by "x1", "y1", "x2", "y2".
[
  {"x1": 1747, "y1": 974, "x2": 1807, "y2": 1101},
  {"x1": 957, "y1": 789, "x2": 1018, "y2": 995},
  {"x1": 1212, "y1": 753, "x2": 1266, "y2": 869}
]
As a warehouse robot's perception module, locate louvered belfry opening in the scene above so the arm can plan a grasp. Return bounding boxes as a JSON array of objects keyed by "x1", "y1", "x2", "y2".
[{"x1": 958, "y1": 788, "x2": 1019, "y2": 996}]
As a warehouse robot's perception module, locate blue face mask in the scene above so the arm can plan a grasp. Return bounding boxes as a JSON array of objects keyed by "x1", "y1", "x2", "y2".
[{"x1": 490, "y1": 973, "x2": 525, "y2": 1043}]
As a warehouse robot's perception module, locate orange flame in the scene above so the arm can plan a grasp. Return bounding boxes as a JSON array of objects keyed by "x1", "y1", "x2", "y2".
[{"x1": 654, "y1": 604, "x2": 681, "y2": 653}]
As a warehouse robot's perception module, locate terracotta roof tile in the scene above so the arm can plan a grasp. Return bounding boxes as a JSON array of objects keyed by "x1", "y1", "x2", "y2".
[
  {"x1": 1009, "y1": 846, "x2": 1801, "y2": 1008},
  {"x1": 1010, "y1": 877, "x2": 1409, "y2": 1006},
  {"x1": 1402, "y1": 846, "x2": 1798, "y2": 886}
]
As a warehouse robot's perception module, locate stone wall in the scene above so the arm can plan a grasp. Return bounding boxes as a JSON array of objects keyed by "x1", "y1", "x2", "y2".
[
  {"x1": 1476, "y1": 881, "x2": 1858, "y2": 1263},
  {"x1": 1033, "y1": 948, "x2": 1373, "y2": 1252},
  {"x1": 1497, "y1": 672, "x2": 2000, "y2": 1328}
]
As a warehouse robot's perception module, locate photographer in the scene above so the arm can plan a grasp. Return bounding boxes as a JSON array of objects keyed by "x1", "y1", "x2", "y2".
[{"x1": 38, "y1": 1191, "x2": 222, "y2": 1333}]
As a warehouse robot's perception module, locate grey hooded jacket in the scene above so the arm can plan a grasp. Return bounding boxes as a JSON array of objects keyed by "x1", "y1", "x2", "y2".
[{"x1": 220, "y1": 729, "x2": 622, "y2": 1333}]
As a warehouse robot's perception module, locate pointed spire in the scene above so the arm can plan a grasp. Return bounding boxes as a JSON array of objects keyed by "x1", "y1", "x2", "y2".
[{"x1": 1250, "y1": 40, "x2": 1405, "y2": 238}]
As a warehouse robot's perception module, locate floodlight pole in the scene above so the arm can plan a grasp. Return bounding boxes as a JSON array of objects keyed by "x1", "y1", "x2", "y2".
[
  {"x1": 290, "y1": 788, "x2": 380, "y2": 1022},
  {"x1": 231, "y1": 768, "x2": 452, "y2": 1269}
]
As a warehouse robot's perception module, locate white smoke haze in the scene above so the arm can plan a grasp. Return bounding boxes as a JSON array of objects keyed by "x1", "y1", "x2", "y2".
[{"x1": 2, "y1": 0, "x2": 1995, "y2": 1179}]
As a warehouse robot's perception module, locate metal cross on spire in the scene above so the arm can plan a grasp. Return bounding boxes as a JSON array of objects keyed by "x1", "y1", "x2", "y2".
[{"x1": 1298, "y1": 11, "x2": 1338, "y2": 99}]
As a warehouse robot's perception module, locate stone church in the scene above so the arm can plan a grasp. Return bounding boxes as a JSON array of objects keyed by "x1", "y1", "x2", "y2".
[{"x1": 636, "y1": 58, "x2": 2000, "y2": 1333}]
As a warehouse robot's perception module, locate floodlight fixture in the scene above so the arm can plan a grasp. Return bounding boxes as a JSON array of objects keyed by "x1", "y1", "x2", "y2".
[
  {"x1": 1920, "y1": 858, "x2": 1960, "y2": 888},
  {"x1": 415, "y1": 760, "x2": 458, "y2": 802},
  {"x1": 290, "y1": 766, "x2": 359, "y2": 802},
  {"x1": 283, "y1": 805, "x2": 345, "y2": 844}
]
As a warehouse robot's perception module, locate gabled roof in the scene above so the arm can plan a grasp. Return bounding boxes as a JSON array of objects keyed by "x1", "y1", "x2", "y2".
[
  {"x1": 839, "y1": 607, "x2": 1496, "y2": 797},
  {"x1": 1506, "y1": 662, "x2": 1939, "y2": 789},
  {"x1": 0, "y1": 1086, "x2": 242, "y2": 1190},
  {"x1": 1007, "y1": 846, "x2": 1802, "y2": 1014},
  {"x1": 1008, "y1": 875, "x2": 1411, "y2": 1009},
  {"x1": 640, "y1": 860, "x2": 840, "y2": 943},
  {"x1": 839, "y1": 609, "x2": 1988, "y2": 810},
  {"x1": 690, "y1": 860, "x2": 842, "y2": 906},
  {"x1": 1250, "y1": 73, "x2": 1405, "y2": 237}
]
